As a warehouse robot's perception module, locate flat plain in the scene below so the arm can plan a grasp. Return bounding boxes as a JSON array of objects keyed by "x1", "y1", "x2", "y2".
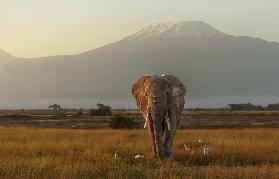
[{"x1": 0, "y1": 111, "x2": 279, "y2": 178}]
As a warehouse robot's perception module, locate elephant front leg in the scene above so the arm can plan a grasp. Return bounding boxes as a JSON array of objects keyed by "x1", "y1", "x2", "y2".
[
  {"x1": 163, "y1": 110, "x2": 177, "y2": 159},
  {"x1": 147, "y1": 116, "x2": 157, "y2": 157},
  {"x1": 153, "y1": 119, "x2": 164, "y2": 158}
]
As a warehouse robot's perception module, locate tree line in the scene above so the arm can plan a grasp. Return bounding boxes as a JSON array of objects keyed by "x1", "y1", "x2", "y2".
[{"x1": 228, "y1": 103, "x2": 279, "y2": 111}]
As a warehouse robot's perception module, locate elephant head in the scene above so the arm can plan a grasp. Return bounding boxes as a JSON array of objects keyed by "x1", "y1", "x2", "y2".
[{"x1": 132, "y1": 74, "x2": 186, "y2": 159}]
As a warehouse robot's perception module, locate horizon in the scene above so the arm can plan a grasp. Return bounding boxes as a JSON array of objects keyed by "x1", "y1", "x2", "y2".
[
  {"x1": 1, "y1": 0, "x2": 279, "y2": 58},
  {"x1": 2, "y1": 96, "x2": 279, "y2": 110}
]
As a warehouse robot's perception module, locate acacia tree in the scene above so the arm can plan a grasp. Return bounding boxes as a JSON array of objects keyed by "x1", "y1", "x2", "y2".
[
  {"x1": 48, "y1": 104, "x2": 62, "y2": 111},
  {"x1": 89, "y1": 103, "x2": 112, "y2": 116}
]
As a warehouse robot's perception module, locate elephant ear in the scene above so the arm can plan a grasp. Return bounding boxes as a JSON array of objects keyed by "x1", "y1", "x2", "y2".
[
  {"x1": 132, "y1": 75, "x2": 151, "y2": 113},
  {"x1": 163, "y1": 75, "x2": 186, "y2": 98}
]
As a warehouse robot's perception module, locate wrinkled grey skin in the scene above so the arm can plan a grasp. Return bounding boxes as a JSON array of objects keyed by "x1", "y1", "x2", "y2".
[{"x1": 132, "y1": 75, "x2": 186, "y2": 159}]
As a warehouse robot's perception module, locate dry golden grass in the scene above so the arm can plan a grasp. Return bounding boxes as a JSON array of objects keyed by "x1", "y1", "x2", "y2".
[
  {"x1": 184, "y1": 110, "x2": 279, "y2": 116},
  {"x1": 0, "y1": 128, "x2": 278, "y2": 178}
]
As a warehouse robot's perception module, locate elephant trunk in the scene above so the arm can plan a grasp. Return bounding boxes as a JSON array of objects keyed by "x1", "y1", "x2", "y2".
[
  {"x1": 149, "y1": 95, "x2": 167, "y2": 157},
  {"x1": 149, "y1": 97, "x2": 176, "y2": 159}
]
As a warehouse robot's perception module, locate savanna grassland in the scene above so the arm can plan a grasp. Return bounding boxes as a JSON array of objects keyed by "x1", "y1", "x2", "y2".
[{"x1": 0, "y1": 128, "x2": 279, "y2": 179}]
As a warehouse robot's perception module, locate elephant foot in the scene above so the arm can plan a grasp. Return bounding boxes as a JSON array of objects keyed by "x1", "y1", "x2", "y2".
[
  {"x1": 155, "y1": 155, "x2": 173, "y2": 161},
  {"x1": 163, "y1": 152, "x2": 173, "y2": 160},
  {"x1": 157, "y1": 154, "x2": 164, "y2": 159},
  {"x1": 154, "y1": 152, "x2": 172, "y2": 160},
  {"x1": 155, "y1": 151, "x2": 164, "y2": 159}
]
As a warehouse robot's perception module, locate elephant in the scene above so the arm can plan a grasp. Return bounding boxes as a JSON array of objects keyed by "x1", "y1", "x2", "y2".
[{"x1": 132, "y1": 74, "x2": 186, "y2": 159}]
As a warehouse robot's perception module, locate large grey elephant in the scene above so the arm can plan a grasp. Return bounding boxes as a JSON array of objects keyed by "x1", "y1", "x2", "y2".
[{"x1": 132, "y1": 74, "x2": 186, "y2": 159}]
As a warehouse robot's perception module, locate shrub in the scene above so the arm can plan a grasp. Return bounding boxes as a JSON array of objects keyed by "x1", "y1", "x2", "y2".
[
  {"x1": 89, "y1": 103, "x2": 112, "y2": 116},
  {"x1": 109, "y1": 114, "x2": 140, "y2": 129},
  {"x1": 75, "y1": 110, "x2": 83, "y2": 116}
]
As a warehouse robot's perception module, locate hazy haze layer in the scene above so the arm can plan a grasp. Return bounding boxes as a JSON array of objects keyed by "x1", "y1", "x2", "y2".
[{"x1": 1, "y1": 21, "x2": 279, "y2": 109}]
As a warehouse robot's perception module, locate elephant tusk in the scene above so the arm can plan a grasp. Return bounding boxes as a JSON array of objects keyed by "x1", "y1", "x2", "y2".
[
  {"x1": 144, "y1": 113, "x2": 149, "y2": 128},
  {"x1": 166, "y1": 117, "x2": 171, "y2": 131},
  {"x1": 144, "y1": 120, "x2": 148, "y2": 128}
]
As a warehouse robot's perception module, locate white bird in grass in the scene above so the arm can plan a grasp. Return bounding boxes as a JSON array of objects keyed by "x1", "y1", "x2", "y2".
[
  {"x1": 134, "y1": 154, "x2": 144, "y2": 159},
  {"x1": 184, "y1": 144, "x2": 194, "y2": 155},
  {"x1": 114, "y1": 150, "x2": 118, "y2": 159},
  {"x1": 198, "y1": 139, "x2": 203, "y2": 143},
  {"x1": 183, "y1": 144, "x2": 191, "y2": 151},
  {"x1": 202, "y1": 144, "x2": 212, "y2": 156}
]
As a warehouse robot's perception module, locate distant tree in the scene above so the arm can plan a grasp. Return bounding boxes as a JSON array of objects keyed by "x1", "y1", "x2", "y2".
[
  {"x1": 267, "y1": 103, "x2": 279, "y2": 110},
  {"x1": 48, "y1": 104, "x2": 62, "y2": 111},
  {"x1": 89, "y1": 103, "x2": 112, "y2": 116},
  {"x1": 228, "y1": 103, "x2": 261, "y2": 111}
]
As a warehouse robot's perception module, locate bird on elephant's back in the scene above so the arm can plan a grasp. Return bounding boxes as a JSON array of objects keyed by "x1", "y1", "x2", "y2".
[{"x1": 132, "y1": 74, "x2": 186, "y2": 159}]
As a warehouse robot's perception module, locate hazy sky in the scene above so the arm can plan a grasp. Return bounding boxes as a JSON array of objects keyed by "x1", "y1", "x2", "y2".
[{"x1": 1, "y1": 0, "x2": 278, "y2": 58}]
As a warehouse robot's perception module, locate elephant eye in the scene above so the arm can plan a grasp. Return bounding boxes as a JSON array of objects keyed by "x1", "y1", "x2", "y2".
[{"x1": 166, "y1": 92, "x2": 170, "y2": 96}]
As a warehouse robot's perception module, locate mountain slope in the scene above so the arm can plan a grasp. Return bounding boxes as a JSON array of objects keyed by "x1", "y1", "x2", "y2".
[
  {"x1": 0, "y1": 49, "x2": 13, "y2": 62},
  {"x1": 1, "y1": 21, "x2": 279, "y2": 108},
  {"x1": 123, "y1": 21, "x2": 226, "y2": 40}
]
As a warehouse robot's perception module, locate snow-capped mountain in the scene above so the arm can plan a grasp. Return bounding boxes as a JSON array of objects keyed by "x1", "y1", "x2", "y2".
[
  {"x1": 1, "y1": 21, "x2": 279, "y2": 108},
  {"x1": 124, "y1": 21, "x2": 226, "y2": 40},
  {"x1": 0, "y1": 49, "x2": 13, "y2": 59}
]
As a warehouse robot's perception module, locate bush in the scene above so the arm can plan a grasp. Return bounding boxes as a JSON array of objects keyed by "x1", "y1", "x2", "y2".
[
  {"x1": 109, "y1": 114, "x2": 140, "y2": 129},
  {"x1": 89, "y1": 103, "x2": 112, "y2": 116},
  {"x1": 75, "y1": 110, "x2": 83, "y2": 116}
]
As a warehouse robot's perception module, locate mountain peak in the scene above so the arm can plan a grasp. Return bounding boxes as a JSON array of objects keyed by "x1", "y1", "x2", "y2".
[
  {"x1": 0, "y1": 49, "x2": 13, "y2": 58},
  {"x1": 123, "y1": 21, "x2": 225, "y2": 41}
]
